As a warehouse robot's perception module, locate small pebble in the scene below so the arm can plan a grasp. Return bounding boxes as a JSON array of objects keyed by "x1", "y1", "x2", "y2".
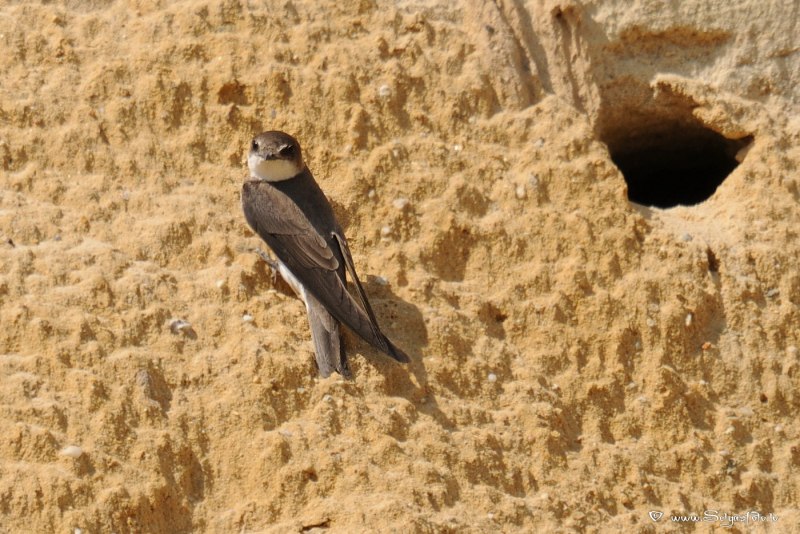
[
  {"x1": 681, "y1": 233, "x2": 693, "y2": 242},
  {"x1": 702, "y1": 342, "x2": 712, "y2": 350},
  {"x1": 296, "y1": 387, "x2": 305, "y2": 393},
  {"x1": 646, "y1": 318, "x2": 656, "y2": 327},
  {"x1": 215, "y1": 279, "x2": 225, "y2": 288},
  {"x1": 724, "y1": 426, "x2": 735, "y2": 435},
  {"x1": 378, "y1": 84, "x2": 391, "y2": 98},
  {"x1": 323, "y1": 394, "x2": 333, "y2": 403},
  {"x1": 487, "y1": 373, "x2": 497, "y2": 383},
  {"x1": 60, "y1": 445, "x2": 83, "y2": 458},
  {"x1": 169, "y1": 318, "x2": 192, "y2": 334},
  {"x1": 533, "y1": 138, "x2": 545, "y2": 149},
  {"x1": 392, "y1": 197, "x2": 409, "y2": 210},
  {"x1": 242, "y1": 314, "x2": 254, "y2": 323},
  {"x1": 380, "y1": 226, "x2": 392, "y2": 237},
  {"x1": 367, "y1": 188, "x2": 376, "y2": 199},
  {"x1": 515, "y1": 184, "x2": 526, "y2": 199},
  {"x1": 373, "y1": 276, "x2": 388, "y2": 286},
  {"x1": 685, "y1": 313, "x2": 693, "y2": 327},
  {"x1": 452, "y1": 144, "x2": 462, "y2": 152}
]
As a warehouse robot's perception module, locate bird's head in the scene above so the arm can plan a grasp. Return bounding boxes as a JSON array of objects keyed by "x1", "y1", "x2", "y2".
[{"x1": 248, "y1": 131, "x2": 305, "y2": 182}]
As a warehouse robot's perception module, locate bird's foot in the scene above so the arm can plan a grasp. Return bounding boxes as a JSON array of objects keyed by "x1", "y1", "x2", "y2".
[{"x1": 253, "y1": 248, "x2": 280, "y2": 285}]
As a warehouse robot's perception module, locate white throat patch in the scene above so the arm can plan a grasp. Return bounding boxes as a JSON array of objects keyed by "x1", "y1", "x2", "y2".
[{"x1": 248, "y1": 153, "x2": 301, "y2": 182}]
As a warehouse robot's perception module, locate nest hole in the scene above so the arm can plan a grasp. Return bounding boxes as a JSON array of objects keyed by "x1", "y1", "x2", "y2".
[{"x1": 599, "y1": 86, "x2": 752, "y2": 208}]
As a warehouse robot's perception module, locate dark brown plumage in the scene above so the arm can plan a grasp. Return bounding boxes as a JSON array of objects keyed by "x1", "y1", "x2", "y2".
[{"x1": 242, "y1": 131, "x2": 409, "y2": 378}]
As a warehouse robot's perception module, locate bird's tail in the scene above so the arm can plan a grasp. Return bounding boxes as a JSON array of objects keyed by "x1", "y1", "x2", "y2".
[{"x1": 306, "y1": 294, "x2": 352, "y2": 379}]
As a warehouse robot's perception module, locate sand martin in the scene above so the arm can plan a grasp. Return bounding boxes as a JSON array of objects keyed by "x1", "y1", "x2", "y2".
[{"x1": 242, "y1": 130, "x2": 410, "y2": 378}]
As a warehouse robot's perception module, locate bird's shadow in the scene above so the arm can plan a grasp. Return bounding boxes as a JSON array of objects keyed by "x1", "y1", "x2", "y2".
[
  {"x1": 254, "y1": 248, "x2": 450, "y2": 428},
  {"x1": 346, "y1": 276, "x2": 452, "y2": 428}
]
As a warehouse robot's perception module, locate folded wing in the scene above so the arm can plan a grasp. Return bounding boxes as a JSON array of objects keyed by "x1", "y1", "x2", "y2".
[{"x1": 242, "y1": 180, "x2": 408, "y2": 363}]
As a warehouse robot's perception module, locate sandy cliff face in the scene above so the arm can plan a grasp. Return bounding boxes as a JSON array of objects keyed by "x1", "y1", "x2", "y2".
[{"x1": 1, "y1": 0, "x2": 798, "y2": 532}]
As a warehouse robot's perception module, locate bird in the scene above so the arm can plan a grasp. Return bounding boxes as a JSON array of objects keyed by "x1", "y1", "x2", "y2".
[{"x1": 241, "y1": 130, "x2": 410, "y2": 378}]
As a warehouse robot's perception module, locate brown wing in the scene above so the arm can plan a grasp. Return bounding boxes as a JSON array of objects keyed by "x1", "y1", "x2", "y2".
[
  {"x1": 242, "y1": 180, "x2": 408, "y2": 362},
  {"x1": 242, "y1": 182, "x2": 338, "y2": 272},
  {"x1": 332, "y1": 232, "x2": 409, "y2": 362}
]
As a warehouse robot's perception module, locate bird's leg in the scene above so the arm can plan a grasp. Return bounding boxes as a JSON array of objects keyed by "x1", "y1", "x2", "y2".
[
  {"x1": 253, "y1": 247, "x2": 280, "y2": 285},
  {"x1": 252, "y1": 248, "x2": 298, "y2": 298}
]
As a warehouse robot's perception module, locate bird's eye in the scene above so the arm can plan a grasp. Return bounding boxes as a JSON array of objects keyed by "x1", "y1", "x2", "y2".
[
  {"x1": 279, "y1": 144, "x2": 294, "y2": 157},
  {"x1": 251, "y1": 140, "x2": 259, "y2": 151}
]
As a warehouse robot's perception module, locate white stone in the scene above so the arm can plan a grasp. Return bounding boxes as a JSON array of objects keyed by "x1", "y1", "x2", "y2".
[
  {"x1": 60, "y1": 445, "x2": 83, "y2": 458},
  {"x1": 392, "y1": 197, "x2": 409, "y2": 210}
]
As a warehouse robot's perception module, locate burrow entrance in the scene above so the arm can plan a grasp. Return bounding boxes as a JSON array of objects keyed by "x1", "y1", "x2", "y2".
[{"x1": 598, "y1": 84, "x2": 752, "y2": 208}]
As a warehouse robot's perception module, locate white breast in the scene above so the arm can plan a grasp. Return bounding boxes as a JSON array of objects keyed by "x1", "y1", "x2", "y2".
[{"x1": 248, "y1": 154, "x2": 300, "y2": 182}]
